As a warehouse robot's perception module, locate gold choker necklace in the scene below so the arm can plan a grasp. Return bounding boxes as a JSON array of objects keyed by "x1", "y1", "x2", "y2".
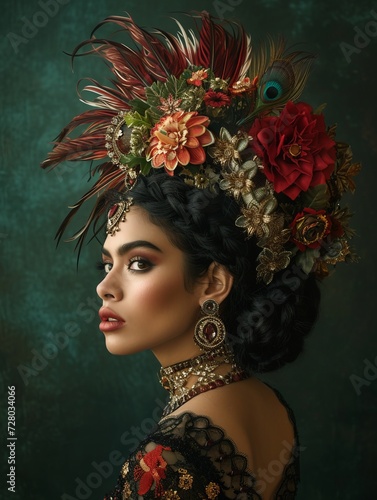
[{"x1": 159, "y1": 346, "x2": 248, "y2": 417}]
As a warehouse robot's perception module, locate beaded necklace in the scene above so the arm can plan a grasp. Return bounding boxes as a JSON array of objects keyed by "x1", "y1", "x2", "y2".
[{"x1": 159, "y1": 345, "x2": 248, "y2": 418}]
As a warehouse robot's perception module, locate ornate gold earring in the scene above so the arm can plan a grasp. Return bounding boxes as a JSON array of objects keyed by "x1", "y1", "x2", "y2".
[{"x1": 193, "y1": 299, "x2": 226, "y2": 351}]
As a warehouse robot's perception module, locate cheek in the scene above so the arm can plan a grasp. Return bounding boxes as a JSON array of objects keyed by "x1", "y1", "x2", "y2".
[{"x1": 129, "y1": 271, "x2": 188, "y2": 313}]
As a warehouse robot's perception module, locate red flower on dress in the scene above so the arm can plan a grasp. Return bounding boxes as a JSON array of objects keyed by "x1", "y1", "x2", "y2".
[
  {"x1": 133, "y1": 444, "x2": 171, "y2": 497},
  {"x1": 147, "y1": 111, "x2": 214, "y2": 175},
  {"x1": 290, "y1": 207, "x2": 332, "y2": 251},
  {"x1": 203, "y1": 90, "x2": 231, "y2": 107},
  {"x1": 249, "y1": 101, "x2": 336, "y2": 200}
]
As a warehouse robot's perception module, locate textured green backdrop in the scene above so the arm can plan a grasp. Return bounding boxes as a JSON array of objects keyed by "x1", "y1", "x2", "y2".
[{"x1": 1, "y1": 0, "x2": 377, "y2": 499}]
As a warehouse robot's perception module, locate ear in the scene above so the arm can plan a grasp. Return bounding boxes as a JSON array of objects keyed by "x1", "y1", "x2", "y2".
[{"x1": 196, "y1": 261, "x2": 234, "y2": 306}]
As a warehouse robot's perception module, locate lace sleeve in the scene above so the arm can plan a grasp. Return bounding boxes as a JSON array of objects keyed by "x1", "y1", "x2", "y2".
[
  {"x1": 104, "y1": 413, "x2": 262, "y2": 500},
  {"x1": 104, "y1": 410, "x2": 299, "y2": 499},
  {"x1": 104, "y1": 439, "x2": 224, "y2": 499}
]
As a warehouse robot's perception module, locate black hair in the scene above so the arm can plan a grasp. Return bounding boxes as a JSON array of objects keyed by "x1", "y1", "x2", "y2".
[{"x1": 107, "y1": 171, "x2": 320, "y2": 374}]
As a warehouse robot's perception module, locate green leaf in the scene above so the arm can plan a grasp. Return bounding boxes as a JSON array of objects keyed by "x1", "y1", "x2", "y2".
[
  {"x1": 145, "y1": 81, "x2": 166, "y2": 104},
  {"x1": 166, "y1": 74, "x2": 190, "y2": 97},
  {"x1": 146, "y1": 106, "x2": 164, "y2": 122},
  {"x1": 296, "y1": 248, "x2": 320, "y2": 274},
  {"x1": 129, "y1": 98, "x2": 149, "y2": 115},
  {"x1": 120, "y1": 154, "x2": 148, "y2": 169},
  {"x1": 124, "y1": 111, "x2": 151, "y2": 128},
  {"x1": 301, "y1": 185, "x2": 330, "y2": 210},
  {"x1": 119, "y1": 154, "x2": 150, "y2": 175},
  {"x1": 140, "y1": 158, "x2": 151, "y2": 176}
]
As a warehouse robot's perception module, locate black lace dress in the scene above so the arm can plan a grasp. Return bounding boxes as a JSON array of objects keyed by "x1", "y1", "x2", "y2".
[{"x1": 104, "y1": 388, "x2": 300, "y2": 499}]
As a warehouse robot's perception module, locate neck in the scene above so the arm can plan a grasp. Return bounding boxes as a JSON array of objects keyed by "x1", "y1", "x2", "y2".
[{"x1": 159, "y1": 345, "x2": 248, "y2": 417}]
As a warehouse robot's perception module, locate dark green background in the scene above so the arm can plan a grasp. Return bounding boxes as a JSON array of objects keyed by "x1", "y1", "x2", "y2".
[{"x1": 1, "y1": 0, "x2": 376, "y2": 498}]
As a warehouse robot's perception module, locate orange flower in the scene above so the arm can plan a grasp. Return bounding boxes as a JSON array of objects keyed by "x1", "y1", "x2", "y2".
[
  {"x1": 229, "y1": 76, "x2": 257, "y2": 95},
  {"x1": 147, "y1": 111, "x2": 214, "y2": 175},
  {"x1": 187, "y1": 69, "x2": 208, "y2": 86}
]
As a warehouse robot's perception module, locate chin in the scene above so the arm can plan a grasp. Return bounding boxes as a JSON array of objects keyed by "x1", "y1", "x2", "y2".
[{"x1": 103, "y1": 334, "x2": 145, "y2": 356}]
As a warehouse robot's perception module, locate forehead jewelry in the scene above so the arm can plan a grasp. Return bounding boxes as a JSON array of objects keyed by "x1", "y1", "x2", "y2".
[{"x1": 106, "y1": 198, "x2": 133, "y2": 236}]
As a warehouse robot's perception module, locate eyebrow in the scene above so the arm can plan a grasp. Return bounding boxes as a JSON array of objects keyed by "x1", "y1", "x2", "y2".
[{"x1": 101, "y1": 240, "x2": 163, "y2": 258}]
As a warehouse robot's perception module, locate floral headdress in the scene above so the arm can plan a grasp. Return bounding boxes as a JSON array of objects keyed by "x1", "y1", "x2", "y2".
[{"x1": 42, "y1": 12, "x2": 360, "y2": 284}]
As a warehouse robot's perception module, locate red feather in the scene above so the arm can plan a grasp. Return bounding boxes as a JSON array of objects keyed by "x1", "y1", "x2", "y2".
[{"x1": 41, "y1": 12, "x2": 252, "y2": 250}]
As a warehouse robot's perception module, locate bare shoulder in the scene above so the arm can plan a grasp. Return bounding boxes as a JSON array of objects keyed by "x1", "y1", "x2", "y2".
[
  {"x1": 169, "y1": 377, "x2": 296, "y2": 475},
  {"x1": 172, "y1": 376, "x2": 292, "y2": 426}
]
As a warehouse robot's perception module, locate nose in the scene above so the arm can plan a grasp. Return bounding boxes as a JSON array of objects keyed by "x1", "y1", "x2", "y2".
[{"x1": 96, "y1": 274, "x2": 123, "y2": 302}]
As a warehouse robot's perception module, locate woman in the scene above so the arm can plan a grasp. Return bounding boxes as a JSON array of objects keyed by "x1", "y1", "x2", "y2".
[{"x1": 42, "y1": 11, "x2": 359, "y2": 499}]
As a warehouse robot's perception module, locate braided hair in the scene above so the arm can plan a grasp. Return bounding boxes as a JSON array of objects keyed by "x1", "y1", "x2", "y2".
[{"x1": 105, "y1": 171, "x2": 320, "y2": 374}]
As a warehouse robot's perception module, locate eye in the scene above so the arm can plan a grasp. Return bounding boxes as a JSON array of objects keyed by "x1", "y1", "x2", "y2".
[
  {"x1": 96, "y1": 261, "x2": 113, "y2": 274},
  {"x1": 128, "y1": 257, "x2": 152, "y2": 272}
]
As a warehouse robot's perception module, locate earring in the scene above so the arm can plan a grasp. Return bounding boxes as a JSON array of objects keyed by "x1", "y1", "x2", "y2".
[{"x1": 193, "y1": 299, "x2": 226, "y2": 351}]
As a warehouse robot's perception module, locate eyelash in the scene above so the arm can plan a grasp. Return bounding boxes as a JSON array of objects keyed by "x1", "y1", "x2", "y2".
[
  {"x1": 96, "y1": 261, "x2": 112, "y2": 274},
  {"x1": 128, "y1": 256, "x2": 152, "y2": 273},
  {"x1": 96, "y1": 257, "x2": 152, "y2": 275}
]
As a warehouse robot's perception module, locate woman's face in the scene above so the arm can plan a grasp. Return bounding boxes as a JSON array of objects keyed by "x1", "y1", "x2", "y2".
[{"x1": 96, "y1": 205, "x2": 205, "y2": 364}]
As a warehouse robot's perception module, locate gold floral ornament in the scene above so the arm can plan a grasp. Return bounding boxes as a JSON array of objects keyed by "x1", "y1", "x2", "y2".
[
  {"x1": 209, "y1": 128, "x2": 249, "y2": 169},
  {"x1": 183, "y1": 165, "x2": 220, "y2": 190},
  {"x1": 162, "y1": 490, "x2": 181, "y2": 500},
  {"x1": 235, "y1": 190, "x2": 279, "y2": 240},
  {"x1": 233, "y1": 182, "x2": 294, "y2": 282},
  {"x1": 256, "y1": 248, "x2": 292, "y2": 284},
  {"x1": 122, "y1": 481, "x2": 132, "y2": 499},
  {"x1": 105, "y1": 111, "x2": 132, "y2": 165},
  {"x1": 177, "y1": 468, "x2": 194, "y2": 490},
  {"x1": 323, "y1": 238, "x2": 356, "y2": 266},
  {"x1": 328, "y1": 141, "x2": 362, "y2": 197},
  {"x1": 219, "y1": 158, "x2": 259, "y2": 200},
  {"x1": 205, "y1": 481, "x2": 221, "y2": 499},
  {"x1": 105, "y1": 111, "x2": 145, "y2": 188},
  {"x1": 257, "y1": 214, "x2": 291, "y2": 249},
  {"x1": 121, "y1": 461, "x2": 130, "y2": 478}
]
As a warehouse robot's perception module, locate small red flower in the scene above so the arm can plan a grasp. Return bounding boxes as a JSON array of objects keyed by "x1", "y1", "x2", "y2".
[
  {"x1": 133, "y1": 444, "x2": 171, "y2": 497},
  {"x1": 147, "y1": 111, "x2": 214, "y2": 175},
  {"x1": 203, "y1": 90, "x2": 231, "y2": 108},
  {"x1": 290, "y1": 207, "x2": 332, "y2": 251},
  {"x1": 249, "y1": 101, "x2": 336, "y2": 200},
  {"x1": 187, "y1": 69, "x2": 208, "y2": 86}
]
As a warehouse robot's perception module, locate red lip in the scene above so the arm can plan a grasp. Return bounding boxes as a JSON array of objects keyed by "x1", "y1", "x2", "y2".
[{"x1": 98, "y1": 307, "x2": 126, "y2": 333}]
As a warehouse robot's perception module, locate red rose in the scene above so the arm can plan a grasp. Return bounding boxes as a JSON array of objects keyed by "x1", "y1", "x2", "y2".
[
  {"x1": 249, "y1": 101, "x2": 336, "y2": 200},
  {"x1": 290, "y1": 207, "x2": 332, "y2": 251}
]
